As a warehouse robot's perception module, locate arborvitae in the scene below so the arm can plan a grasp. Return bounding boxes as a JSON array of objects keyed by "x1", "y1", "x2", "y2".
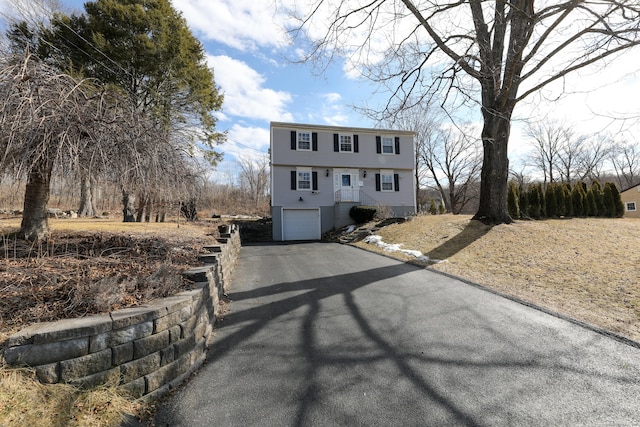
[
  {"x1": 563, "y1": 184, "x2": 574, "y2": 217},
  {"x1": 602, "y1": 183, "x2": 615, "y2": 217},
  {"x1": 585, "y1": 188, "x2": 598, "y2": 216},
  {"x1": 538, "y1": 184, "x2": 547, "y2": 218},
  {"x1": 508, "y1": 181, "x2": 520, "y2": 219},
  {"x1": 555, "y1": 183, "x2": 567, "y2": 216},
  {"x1": 591, "y1": 182, "x2": 605, "y2": 217},
  {"x1": 573, "y1": 181, "x2": 586, "y2": 216},
  {"x1": 438, "y1": 201, "x2": 446, "y2": 214},
  {"x1": 545, "y1": 184, "x2": 557, "y2": 218},
  {"x1": 518, "y1": 184, "x2": 529, "y2": 218},
  {"x1": 429, "y1": 199, "x2": 437, "y2": 215},
  {"x1": 529, "y1": 185, "x2": 541, "y2": 219},
  {"x1": 609, "y1": 183, "x2": 625, "y2": 217}
]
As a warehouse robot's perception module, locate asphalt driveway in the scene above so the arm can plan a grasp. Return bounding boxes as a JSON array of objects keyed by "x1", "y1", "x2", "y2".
[{"x1": 153, "y1": 242, "x2": 640, "y2": 426}]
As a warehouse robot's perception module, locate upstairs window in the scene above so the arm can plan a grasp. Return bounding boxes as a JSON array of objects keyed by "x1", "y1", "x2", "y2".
[
  {"x1": 340, "y1": 135, "x2": 352, "y2": 152},
  {"x1": 298, "y1": 132, "x2": 311, "y2": 150},
  {"x1": 382, "y1": 137, "x2": 394, "y2": 154},
  {"x1": 376, "y1": 136, "x2": 400, "y2": 154},
  {"x1": 333, "y1": 134, "x2": 359, "y2": 152},
  {"x1": 290, "y1": 131, "x2": 317, "y2": 151}
]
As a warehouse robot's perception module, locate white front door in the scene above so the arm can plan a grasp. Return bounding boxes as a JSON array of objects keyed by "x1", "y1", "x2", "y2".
[{"x1": 334, "y1": 170, "x2": 359, "y2": 202}]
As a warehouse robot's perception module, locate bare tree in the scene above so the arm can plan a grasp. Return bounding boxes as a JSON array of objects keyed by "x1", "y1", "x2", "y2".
[
  {"x1": 0, "y1": 51, "x2": 194, "y2": 238},
  {"x1": 287, "y1": 0, "x2": 640, "y2": 224},
  {"x1": 611, "y1": 140, "x2": 640, "y2": 189},
  {"x1": 574, "y1": 136, "x2": 612, "y2": 183},
  {"x1": 237, "y1": 155, "x2": 270, "y2": 213},
  {"x1": 421, "y1": 125, "x2": 482, "y2": 214},
  {"x1": 524, "y1": 120, "x2": 569, "y2": 185},
  {"x1": 382, "y1": 99, "x2": 442, "y2": 213},
  {"x1": 0, "y1": 53, "x2": 125, "y2": 238},
  {"x1": 556, "y1": 133, "x2": 588, "y2": 185}
]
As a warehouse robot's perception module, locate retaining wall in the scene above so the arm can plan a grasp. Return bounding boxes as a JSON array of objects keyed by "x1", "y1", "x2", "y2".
[{"x1": 2, "y1": 227, "x2": 241, "y2": 401}]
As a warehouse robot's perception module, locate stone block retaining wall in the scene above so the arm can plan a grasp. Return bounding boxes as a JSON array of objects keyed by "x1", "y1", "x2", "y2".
[{"x1": 3, "y1": 227, "x2": 240, "y2": 401}]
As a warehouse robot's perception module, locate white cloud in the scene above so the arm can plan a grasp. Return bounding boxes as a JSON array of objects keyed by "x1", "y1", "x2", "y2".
[
  {"x1": 208, "y1": 55, "x2": 293, "y2": 122},
  {"x1": 173, "y1": 0, "x2": 292, "y2": 51},
  {"x1": 322, "y1": 92, "x2": 342, "y2": 103}
]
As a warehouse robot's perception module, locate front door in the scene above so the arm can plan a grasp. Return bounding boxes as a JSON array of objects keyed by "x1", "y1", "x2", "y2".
[{"x1": 334, "y1": 170, "x2": 359, "y2": 202}]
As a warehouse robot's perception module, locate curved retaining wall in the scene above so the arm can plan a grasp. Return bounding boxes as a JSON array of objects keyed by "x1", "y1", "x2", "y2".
[{"x1": 2, "y1": 228, "x2": 241, "y2": 401}]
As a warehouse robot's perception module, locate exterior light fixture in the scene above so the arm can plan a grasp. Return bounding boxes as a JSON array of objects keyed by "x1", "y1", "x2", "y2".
[
  {"x1": 363, "y1": 170, "x2": 367, "y2": 178},
  {"x1": 325, "y1": 169, "x2": 330, "y2": 177},
  {"x1": 299, "y1": 196, "x2": 304, "y2": 202}
]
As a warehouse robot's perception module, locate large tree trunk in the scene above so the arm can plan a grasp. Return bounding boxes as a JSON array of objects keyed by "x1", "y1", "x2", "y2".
[
  {"x1": 473, "y1": 114, "x2": 513, "y2": 224},
  {"x1": 77, "y1": 170, "x2": 97, "y2": 217},
  {"x1": 20, "y1": 158, "x2": 54, "y2": 240},
  {"x1": 122, "y1": 190, "x2": 136, "y2": 222}
]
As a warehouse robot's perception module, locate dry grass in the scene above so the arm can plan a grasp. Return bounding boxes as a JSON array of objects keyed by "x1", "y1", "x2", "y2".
[
  {"x1": 355, "y1": 215, "x2": 640, "y2": 343},
  {"x1": 0, "y1": 367, "x2": 142, "y2": 427}
]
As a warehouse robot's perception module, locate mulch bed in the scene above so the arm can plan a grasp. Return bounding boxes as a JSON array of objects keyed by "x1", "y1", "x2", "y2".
[{"x1": 0, "y1": 228, "x2": 219, "y2": 339}]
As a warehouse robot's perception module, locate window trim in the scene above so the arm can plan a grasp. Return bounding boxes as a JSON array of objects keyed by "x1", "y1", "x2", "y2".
[
  {"x1": 626, "y1": 201, "x2": 637, "y2": 212},
  {"x1": 380, "y1": 173, "x2": 394, "y2": 191},
  {"x1": 339, "y1": 134, "x2": 353, "y2": 153},
  {"x1": 297, "y1": 168, "x2": 312, "y2": 191},
  {"x1": 297, "y1": 131, "x2": 312, "y2": 151},
  {"x1": 381, "y1": 137, "x2": 394, "y2": 154}
]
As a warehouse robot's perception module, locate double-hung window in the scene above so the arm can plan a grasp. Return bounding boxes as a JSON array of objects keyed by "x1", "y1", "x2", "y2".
[
  {"x1": 340, "y1": 135, "x2": 352, "y2": 152},
  {"x1": 381, "y1": 173, "x2": 394, "y2": 191},
  {"x1": 382, "y1": 137, "x2": 394, "y2": 154},
  {"x1": 298, "y1": 170, "x2": 311, "y2": 190},
  {"x1": 375, "y1": 170, "x2": 399, "y2": 192},
  {"x1": 297, "y1": 132, "x2": 311, "y2": 150}
]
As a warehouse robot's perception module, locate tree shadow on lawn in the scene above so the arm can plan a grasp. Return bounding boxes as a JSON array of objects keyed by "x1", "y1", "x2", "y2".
[{"x1": 426, "y1": 220, "x2": 494, "y2": 260}]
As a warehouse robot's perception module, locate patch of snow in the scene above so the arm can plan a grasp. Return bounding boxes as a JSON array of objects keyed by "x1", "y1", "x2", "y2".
[
  {"x1": 346, "y1": 225, "x2": 356, "y2": 233},
  {"x1": 362, "y1": 234, "x2": 445, "y2": 264}
]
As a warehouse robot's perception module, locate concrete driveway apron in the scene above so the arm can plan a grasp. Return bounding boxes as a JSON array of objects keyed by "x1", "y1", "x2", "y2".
[{"x1": 154, "y1": 242, "x2": 640, "y2": 426}]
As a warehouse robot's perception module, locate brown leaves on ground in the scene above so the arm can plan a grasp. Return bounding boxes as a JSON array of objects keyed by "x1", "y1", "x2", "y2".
[{"x1": 0, "y1": 221, "x2": 221, "y2": 339}]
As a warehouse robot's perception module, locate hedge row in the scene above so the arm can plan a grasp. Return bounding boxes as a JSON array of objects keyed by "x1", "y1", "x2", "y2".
[{"x1": 508, "y1": 181, "x2": 625, "y2": 219}]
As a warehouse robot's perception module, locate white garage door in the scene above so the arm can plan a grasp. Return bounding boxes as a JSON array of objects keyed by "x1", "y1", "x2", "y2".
[{"x1": 282, "y1": 208, "x2": 321, "y2": 241}]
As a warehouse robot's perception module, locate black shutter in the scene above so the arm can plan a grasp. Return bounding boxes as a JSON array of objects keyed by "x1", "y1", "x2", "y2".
[
  {"x1": 312, "y1": 132, "x2": 318, "y2": 151},
  {"x1": 375, "y1": 174, "x2": 381, "y2": 192},
  {"x1": 291, "y1": 131, "x2": 296, "y2": 150},
  {"x1": 394, "y1": 174, "x2": 400, "y2": 191},
  {"x1": 291, "y1": 171, "x2": 296, "y2": 190},
  {"x1": 353, "y1": 135, "x2": 359, "y2": 152},
  {"x1": 395, "y1": 137, "x2": 400, "y2": 155},
  {"x1": 333, "y1": 134, "x2": 339, "y2": 152},
  {"x1": 376, "y1": 136, "x2": 381, "y2": 154},
  {"x1": 312, "y1": 171, "x2": 318, "y2": 191}
]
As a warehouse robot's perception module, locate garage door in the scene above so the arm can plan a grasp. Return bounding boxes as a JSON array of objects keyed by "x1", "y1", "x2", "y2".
[{"x1": 282, "y1": 208, "x2": 321, "y2": 241}]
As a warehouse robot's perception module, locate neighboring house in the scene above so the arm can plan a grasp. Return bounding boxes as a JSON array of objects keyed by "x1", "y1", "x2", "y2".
[
  {"x1": 270, "y1": 122, "x2": 416, "y2": 241},
  {"x1": 620, "y1": 183, "x2": 640, "y2": 219}
]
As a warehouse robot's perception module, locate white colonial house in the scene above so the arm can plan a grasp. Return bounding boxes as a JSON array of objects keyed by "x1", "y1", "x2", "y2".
[{"x1": 270, "y1": 122, "x2": 416, "y2": 241}]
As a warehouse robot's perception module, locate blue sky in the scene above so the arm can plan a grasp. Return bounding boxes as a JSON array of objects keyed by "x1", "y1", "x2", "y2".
[{"x1": 3, "y1": 0, "x2": 639, "y2": 180}]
